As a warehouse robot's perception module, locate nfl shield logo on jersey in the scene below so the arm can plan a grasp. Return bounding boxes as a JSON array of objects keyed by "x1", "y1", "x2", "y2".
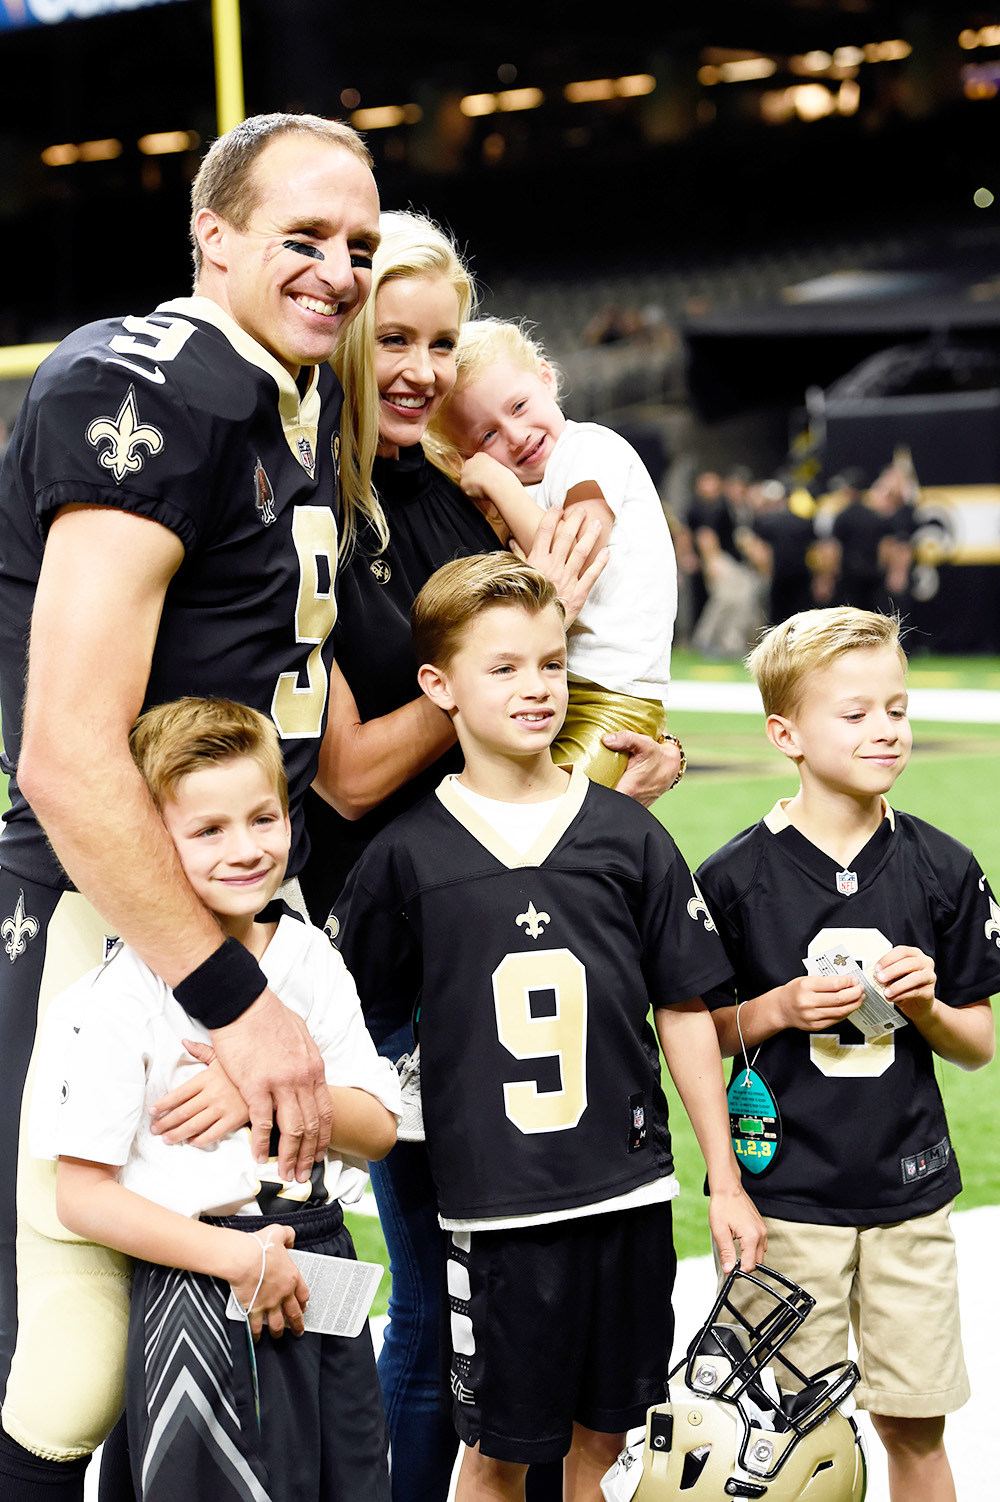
[
  {"x1": 836, "y1": 868, "x2": 858, "y2": 897},
  {"x1": 296, "y1": 435, "x2": 315, "y2": 475}
]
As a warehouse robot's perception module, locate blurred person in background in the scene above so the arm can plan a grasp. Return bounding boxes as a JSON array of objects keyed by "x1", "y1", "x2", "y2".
[{"x1": 738, "y1": 478, "x2": 817, "y2": 626}]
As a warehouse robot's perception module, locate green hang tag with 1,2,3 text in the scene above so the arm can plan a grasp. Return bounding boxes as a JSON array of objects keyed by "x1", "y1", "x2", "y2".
[{"x1": 727, "y1": 1066, "x2": 781, "y2": 1176}]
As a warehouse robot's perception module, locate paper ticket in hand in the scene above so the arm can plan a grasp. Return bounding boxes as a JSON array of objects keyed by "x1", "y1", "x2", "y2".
[
  {"x1": 804, "y1": 947, "x2": 908, "y2": 1039},
  {"x1": 226, "y1": 1252, "x2": 384, "y2": 1338}
]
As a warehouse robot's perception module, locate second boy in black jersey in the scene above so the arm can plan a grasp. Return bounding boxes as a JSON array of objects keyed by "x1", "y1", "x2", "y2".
[{"x1": 696, "y1": 607, "x2": 998, "y2": 1502}]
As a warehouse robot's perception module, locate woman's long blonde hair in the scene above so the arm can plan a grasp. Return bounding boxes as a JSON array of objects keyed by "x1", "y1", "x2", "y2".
[{"x1": 335, "y1": 210, "x2": 477, "y2": 556}]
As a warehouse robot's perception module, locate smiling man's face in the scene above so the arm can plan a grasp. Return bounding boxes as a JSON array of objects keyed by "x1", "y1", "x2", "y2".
[{"x1": 196, "y1": 133, "x2": 380, "y2": 378}]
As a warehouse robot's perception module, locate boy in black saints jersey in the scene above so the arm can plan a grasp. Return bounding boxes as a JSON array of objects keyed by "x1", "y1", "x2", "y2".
[
  {"x1": 333, "y1": 553, "x2": 766, "y2": 1502},
  {"x1": 695, "y1": 607, "x2": 1000, "y2": 1502}
]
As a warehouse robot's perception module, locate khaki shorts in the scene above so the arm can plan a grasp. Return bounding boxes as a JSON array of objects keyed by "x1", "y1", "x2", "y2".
[
  {"x1": 553, "y1": 679, "x2": 667, "y2": 790},
  {"x1": 733, "y1": 1206, "x2": 969, "y2": 1419}
]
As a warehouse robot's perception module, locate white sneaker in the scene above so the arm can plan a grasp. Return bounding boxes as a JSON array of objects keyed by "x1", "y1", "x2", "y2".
[{"x1": 396, "y1": 1047, "x2": 425, "y2": 1142}]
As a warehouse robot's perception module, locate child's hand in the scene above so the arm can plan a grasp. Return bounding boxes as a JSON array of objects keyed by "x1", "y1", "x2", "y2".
[
  {"x1": 459, "y1": 451, "x2": 506, "y2": 501},
  {"x1": 709, "y1": 1185, "x2": 768, "y2": 1274},
  {"x1": 874, "y1": 946, "x2": 937, "y2": 1022},
  {"x1": 777, "y1": 975, "x2": 863, "y2": 1032},
  {"x1": 230, "y1": 1223, "x2": 309, "y2": 1341},
  {"x1": 150, "y1": 1039, "x2": 250, "y2": 1146}
]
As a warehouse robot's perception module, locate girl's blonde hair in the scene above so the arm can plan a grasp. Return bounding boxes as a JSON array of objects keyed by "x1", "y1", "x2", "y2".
[
  {"x1": 424, "y1": 317, "x2": 560, "y2": 481},
  {"x1": 335, "y1": 210, "x2": 476, "y2": 555}
]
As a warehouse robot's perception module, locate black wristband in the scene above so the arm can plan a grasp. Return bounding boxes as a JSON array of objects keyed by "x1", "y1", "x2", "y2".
[{"x1": 173, "y1": 937, "x2": 267, "y2": 1029}]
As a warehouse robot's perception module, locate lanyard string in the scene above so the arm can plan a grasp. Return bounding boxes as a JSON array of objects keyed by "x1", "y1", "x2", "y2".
[
  {"x1": 735, "y1": 1000, "x2": 760, "y2": 1086},
  {"x1": 236, "y1": 1231, "x2": 274, "y2": 1432}
]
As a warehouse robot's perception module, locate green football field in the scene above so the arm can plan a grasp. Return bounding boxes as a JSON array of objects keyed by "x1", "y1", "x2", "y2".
[{"x1": 349, "y1": 655, "x2": 1000, "y2": 1311}]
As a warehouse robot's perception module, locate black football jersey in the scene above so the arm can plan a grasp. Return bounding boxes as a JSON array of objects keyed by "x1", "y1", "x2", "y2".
[
  {"x1": 333, "y1": 768, "x2": 733, "y2": 1221},
  {"x1": 696, "y1": 802, "x2": 1000, "y2": 1226},
  {"x1": 300, "y1": 445, "x2": 502, "y2": 921},
  {"x1": 0, "y1": 298, "x2": 343, "y2": 886}
]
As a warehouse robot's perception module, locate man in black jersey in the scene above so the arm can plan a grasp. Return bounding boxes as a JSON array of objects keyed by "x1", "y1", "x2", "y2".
[{"x1": 0, "y1": 112, "x2": 379, "y2": 1497}]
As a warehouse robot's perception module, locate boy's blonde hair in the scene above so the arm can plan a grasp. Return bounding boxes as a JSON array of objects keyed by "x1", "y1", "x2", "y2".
[
  {"x1": 130, "y1": 698, "x2": 288, "y2": 815},
  {"x1": 747, "y1": 608, "x2": 907, "y2": 718},
  {"x1": 412, "y1": 552, "x2": 564, "y2": 671},
  {"x1": 335, "y1": 209, "x2": 477, "y2": 556},
  {"x1": 424, "y1": 317, "x2": 561, "y2": 480}
]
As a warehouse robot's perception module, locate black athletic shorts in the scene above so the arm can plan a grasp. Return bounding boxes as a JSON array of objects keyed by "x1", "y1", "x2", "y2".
[{"x1": 446, "y1": 1199, "x2": 675, "y2": 1464}]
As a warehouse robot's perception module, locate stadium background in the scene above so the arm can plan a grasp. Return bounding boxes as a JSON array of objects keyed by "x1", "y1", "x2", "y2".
[{"x1": 1, "y1": 4, "x2": 997, "y2": 1497}]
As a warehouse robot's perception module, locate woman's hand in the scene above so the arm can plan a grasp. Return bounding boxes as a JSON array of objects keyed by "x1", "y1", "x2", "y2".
[
  {"x1": 606, "y1": 732, "x2": 682, "y2": 807},
  {"x1": 520, "y1": 503, "x2": 609, "y2": 626}
]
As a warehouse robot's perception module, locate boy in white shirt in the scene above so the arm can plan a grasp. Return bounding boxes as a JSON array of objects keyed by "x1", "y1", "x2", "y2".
[{"x1": 29, "y1": 697, "x2": 400, "y2": 1502}]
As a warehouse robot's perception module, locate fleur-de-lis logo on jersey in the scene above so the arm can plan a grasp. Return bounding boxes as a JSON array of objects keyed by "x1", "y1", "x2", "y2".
[
  {"x1": 254, "y1": 457, "x2": 276, "y2": 525},
  {"x1": 86, "y1": 386, "x2": 163, "y2": 484},
  {"x1": 687, "y1": 878, "x2": 717, "y2": 932},
  {"x1": 2, "y1": 890, "x2": 39, "y2": 963},
  {"x1": 985, "y1": 887, "x2": 1000, "y2": 950},
  {"x1": 516, "y1": 901, "x2": 550, "y2": 939}
]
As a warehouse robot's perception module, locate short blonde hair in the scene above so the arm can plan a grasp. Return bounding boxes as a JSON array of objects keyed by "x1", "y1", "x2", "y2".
[
  {"x1": 412, "y1": 552, "x2": 564, "y2": 671},
  {"x1": 190, "y1": 112, "x2": 371, "y2": 280},
  {"x1": 424, "y1": 318, "x2": 561, "y2": 480},
  {"x1": 130, "y1": 698, "x2": 288, "y2": 815},
  {"x1": 747, "y1": 608, "x2": 907, "y2": 718},
  {"x1": 335, "y1": 209, "x2": 476, "y2": 556}
]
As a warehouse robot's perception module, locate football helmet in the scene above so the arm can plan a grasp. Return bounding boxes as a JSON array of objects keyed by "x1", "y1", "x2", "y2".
[{"x1": 602, "y1": 1263, "x2": 866, "y2": 1501}]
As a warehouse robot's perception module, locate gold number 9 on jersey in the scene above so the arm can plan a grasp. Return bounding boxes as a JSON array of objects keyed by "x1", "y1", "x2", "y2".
[
  {"x1": 271, "y1": 506, "x2": 339, "y2": 738},
  {"x1": 492, "y1": 948, "x2": 589, "y2": 1134}
]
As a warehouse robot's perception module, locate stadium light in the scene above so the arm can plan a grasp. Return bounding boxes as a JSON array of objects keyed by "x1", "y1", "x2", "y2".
[
  {"x1": 838, "y1": 79, "x2": 861, "y2": 115},
  {"x1": 618, "y1": 73, "x2": 655, "y2": 97},
  {"x1": 960, "y1": 26, "x2": 1000, "y2": 51},
  {"x1": 793, "y1": 84, "x2": 835, "y2": 120},
  {"x1": 351, "y1": 104, "x2": 422, "y2": 130},
  {"x1": 138, "y1": 131, "x2": 200, "y2": 155},
  {"x1": 718, "y1": 57, "x2": 776, "y2": 83},
  {"x1": 565, "y1": 79, "x2": 616, "y2": 102},
  {"x1": 460, "y1": 87, "x2": 543, "y2": 116},
  {"x1": 564, "y1": 74, "x2": 655, "y2": 102},
  {"x1": 77, "y1": 139, "x2": 122, "y2": 161},
  {"x1": 41, "y1": 143, "x2": 78, "y2": 166},
  {"x1": 792, "y1": 51, "x2": 832, "y2": 74},
  {"x1": 496, "y1": 87, "x2": 543, "y2": 112},
  {"x1": 864, "y1": 40, "x2": 911, "y2": 62},
  {"x1": 43, "y1": 139, "x2": 122, "y2": 164}
]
